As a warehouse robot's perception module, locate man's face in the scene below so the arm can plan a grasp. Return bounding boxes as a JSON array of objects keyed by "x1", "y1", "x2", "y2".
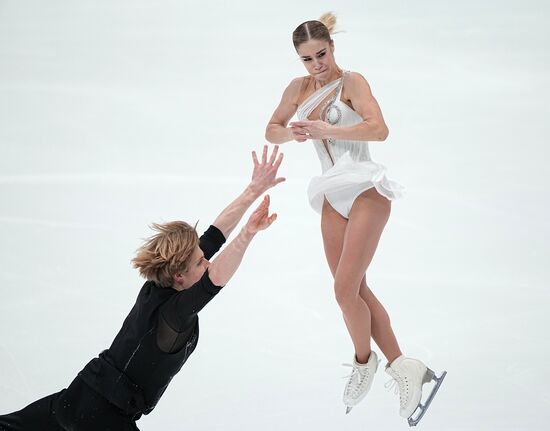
[{"x1": 173, "y1": 246, "x2": 210, "y2": 290}]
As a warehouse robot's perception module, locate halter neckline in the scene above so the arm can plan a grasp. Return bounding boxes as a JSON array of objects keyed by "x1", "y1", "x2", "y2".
[{"x1": 297, "y1": 73, "x2": 345, "y2": 113}]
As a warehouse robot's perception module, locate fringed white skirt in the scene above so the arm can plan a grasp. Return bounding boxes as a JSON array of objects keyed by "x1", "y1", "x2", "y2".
[{"x1": 307, "y1": 152, "x2": 404, "y2": 218}]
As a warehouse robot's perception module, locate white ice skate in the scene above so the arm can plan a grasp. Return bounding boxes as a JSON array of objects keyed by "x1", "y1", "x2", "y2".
[
  {"x1": 385, "y1": 355, "x2": 447, "y2": 426},
  {"x1": 342, "y1": 351, "x2": 379, "y2": 414}
]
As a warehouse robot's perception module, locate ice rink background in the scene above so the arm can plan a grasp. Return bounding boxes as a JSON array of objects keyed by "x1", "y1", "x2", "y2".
[{"x1": 0, "y1": 0, "x2": 549, "y2": 430}]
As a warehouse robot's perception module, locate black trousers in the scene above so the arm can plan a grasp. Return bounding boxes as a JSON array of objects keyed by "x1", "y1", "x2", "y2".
[{"x1": 0, "y1": 377, "x2": 139, "y2": 431}]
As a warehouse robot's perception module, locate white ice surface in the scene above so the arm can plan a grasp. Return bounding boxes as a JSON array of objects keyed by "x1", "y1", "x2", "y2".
[{"x1": 1, "y1": 1, "x2": 549, "y2": 430}]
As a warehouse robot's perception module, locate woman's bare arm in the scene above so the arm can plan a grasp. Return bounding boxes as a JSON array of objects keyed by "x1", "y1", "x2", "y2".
[{"x1": 265, "y1": 77, "x2": 309, "y2": 144}]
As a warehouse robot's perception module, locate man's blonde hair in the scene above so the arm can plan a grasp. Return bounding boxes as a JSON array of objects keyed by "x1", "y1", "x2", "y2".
[{"x1": 132, "y1": 221, "x2": 199, "y2": 288}]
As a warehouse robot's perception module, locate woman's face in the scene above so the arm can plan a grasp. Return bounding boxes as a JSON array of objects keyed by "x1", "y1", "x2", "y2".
[{"x1": 296, "y1": 38, "x2": 336, "y2": 80}]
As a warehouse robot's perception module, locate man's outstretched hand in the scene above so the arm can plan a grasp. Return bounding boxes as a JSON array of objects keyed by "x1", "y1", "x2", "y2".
[
  {"x1": 244, "y1": 195, "x2": 277, "y2": 234},
  {"x1": 249, "y1": 145, "x2": 285, "y2": 196}
]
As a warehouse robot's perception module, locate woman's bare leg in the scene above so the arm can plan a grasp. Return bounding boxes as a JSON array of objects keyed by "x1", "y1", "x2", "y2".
[
  {"x1": 321, "y1": 194, "x2": 401, "y2": 362},
  {"x1": 321, "y1": 188, "x2": 400, "y2": 363},
  {"x1": 321, "y1": 198, "x2": 373, "y2": 358},
  {"x1": 358, "y1": 278, "x2": 402, "y2": 363}
]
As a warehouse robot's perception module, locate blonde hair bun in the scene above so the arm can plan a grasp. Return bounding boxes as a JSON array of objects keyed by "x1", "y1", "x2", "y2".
[{"x1": 319, "y1": 12, "x2": 337, "y2": 35}]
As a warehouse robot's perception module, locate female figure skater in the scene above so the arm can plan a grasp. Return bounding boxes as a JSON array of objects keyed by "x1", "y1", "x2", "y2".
[
  {"x1": 265, "y1": 13, "x2": 445, "y2": 425},
  {"x1": 0, "y1": 146, "x2": 284, "y2": 431}
]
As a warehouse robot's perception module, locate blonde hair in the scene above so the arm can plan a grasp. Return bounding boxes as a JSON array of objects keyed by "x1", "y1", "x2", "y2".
[
  {"x1": 292, "y1": 12, "x2": 338, "y2": 49},
  {"x1": 318, "y1": 12, "x2": 337, "y2": 35},
  {"x1": 132, "y1": 221, "x2": 199, "y2": 288}
]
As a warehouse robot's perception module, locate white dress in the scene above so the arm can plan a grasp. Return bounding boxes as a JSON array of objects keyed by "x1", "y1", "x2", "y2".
[{"x1": 296, "y1": 71, "x2": 404, "y2": 218}]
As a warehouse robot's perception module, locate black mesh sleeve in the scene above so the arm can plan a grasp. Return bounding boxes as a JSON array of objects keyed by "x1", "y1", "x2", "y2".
[
  {"x1": 159, "y1": 269, "x2": 223, "y2": 331},
  {"x1": 199, "y1": 225, "x2": 226, "y2": 260}
]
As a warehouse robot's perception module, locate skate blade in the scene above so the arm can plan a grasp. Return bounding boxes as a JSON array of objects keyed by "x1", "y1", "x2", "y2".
[
  {"x1": 407, "y1": 370, "x2": 447, "y2": 427},
  {"x1": 346, "y1": 406, "x2": 353, "y2": 414}
]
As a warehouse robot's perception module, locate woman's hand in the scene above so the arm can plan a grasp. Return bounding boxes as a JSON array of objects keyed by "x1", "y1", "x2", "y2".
[
  {"x1": 290, "y1": 120, "x2": 334, "y2": 140},
  {"x1": 249, "y1": 145, "x2": 286, "y2": 196},
  {"x1": 245, "y1": 195, "x2": 277, "y2": 234},
  {"x1": 289, "y1": 125, "x2": 308, "y2": 142}
]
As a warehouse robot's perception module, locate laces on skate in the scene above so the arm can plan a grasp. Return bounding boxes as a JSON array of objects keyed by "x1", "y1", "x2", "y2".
[
  {"x1": 384, "y1": 374, "x2": 406, "y2": 407},
  {"x1": 342, "y1": 363, "x2": 364, "y2": 395}
]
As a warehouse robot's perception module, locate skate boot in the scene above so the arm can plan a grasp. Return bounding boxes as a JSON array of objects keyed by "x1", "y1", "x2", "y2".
[
  {"x1": 342, "y1": 350, "x2": 379, "y2": 414},
  {"x1": 385, "y1": 355, "x2": 447, "y2": 426}
]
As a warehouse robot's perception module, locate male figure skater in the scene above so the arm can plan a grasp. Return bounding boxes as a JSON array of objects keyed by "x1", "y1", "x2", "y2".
[{"x1": 0, "y1": 145, "x2": 284, "y2": 431}]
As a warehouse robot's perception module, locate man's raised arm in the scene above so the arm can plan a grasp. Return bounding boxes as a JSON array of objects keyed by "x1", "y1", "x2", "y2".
[
  {"x1": 212, "y1": 145, "x2": 284, "y2": 239},
  {"x1": 209, "y1": 195, "x2": 277, "y2": 287}
]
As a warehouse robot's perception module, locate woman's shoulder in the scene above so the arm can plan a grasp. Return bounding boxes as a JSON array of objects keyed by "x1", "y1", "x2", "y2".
[
  {"x1": 344, "y1": 71, "x2": 370, "y2": 86},
  {"x1": 342, "y1": 71, "x2": 374, "y2": 99},
  {"x1": 286, "y1": 75, "x2": 311, "y2": 92},
  {"x1": 282, "y1": 76, "x2": 311, "y2": 105}
]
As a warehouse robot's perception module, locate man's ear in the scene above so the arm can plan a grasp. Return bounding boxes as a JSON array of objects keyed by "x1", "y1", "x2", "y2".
[{"x1": 173, "y1": 272, "x2": 185, "y2": 286}]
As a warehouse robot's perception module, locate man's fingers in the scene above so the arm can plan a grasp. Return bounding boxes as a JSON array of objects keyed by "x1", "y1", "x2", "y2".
[
  {"x1": 252, "y1": 150, "x2": 259, "y2": 166},
  {"x1": 261, "y1": 213, "x2": 277, "y2": 229},
  {"x1": 273, "y1": 153, "x2": 284, "y2": 169},
  {"x1": 258, "y1": 194, "x2": 269, "y2": 209},
  {"x1": 262, "y1": 145, "x2": 268, "y2": 164},
  {"x1": 268, "y1": 145, "x2": 279, "y2": 165},
  {"x1": 252, "y1": 196, "x2": 269, "y2": 217},
  {"x1": 274, "y1": 177, "x2": 286, "y2": 185}
]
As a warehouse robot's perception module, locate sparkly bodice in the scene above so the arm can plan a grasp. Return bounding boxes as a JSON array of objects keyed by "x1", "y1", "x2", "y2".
[{"x1": 296, "y1": 71, "x2": 373, "y2": 173}]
